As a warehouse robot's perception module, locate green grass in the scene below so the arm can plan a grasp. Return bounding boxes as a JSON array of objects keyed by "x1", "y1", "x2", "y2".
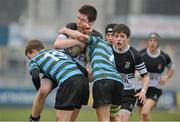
[{"x1": 0, "y1": 107, "x2": 180, "y2": 121}]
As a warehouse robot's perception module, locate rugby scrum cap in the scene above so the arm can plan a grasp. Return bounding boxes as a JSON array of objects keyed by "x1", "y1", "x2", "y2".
[
  {"x1": 105, "y1": 24, "x2": 117, "y2": 34},
  {"x1": 148, "y1": 32, "x2": 160, "y2": 40}
]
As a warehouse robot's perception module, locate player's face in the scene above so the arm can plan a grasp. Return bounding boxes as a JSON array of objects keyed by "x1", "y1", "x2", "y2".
[
  {"x1": 147, "y1": 38, "x2": 159, "y2": 51},
  {"x1": 76, "y1": 12, "x2": 92, "y2": 32},
  {"x1": 105, "y1": 32, "x2": 115, "y2": 45},
  {"x1": 114, "y1": 32, "x2": 129, "y2": 49}
]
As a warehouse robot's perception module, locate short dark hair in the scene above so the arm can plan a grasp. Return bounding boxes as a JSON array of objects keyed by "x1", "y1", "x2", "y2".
[
  {"x1": 25, "y1": 39, "x2": 45, "y2": 56},
  {"x1": 79, "y1": 4, "x2": 97, "y2": 22},
  {"x1": 113, "y1": 24, "x2": 131, "y2": 38},
  {"x1": 105, "y1": 24, "x2": 117, "y2": 34}
]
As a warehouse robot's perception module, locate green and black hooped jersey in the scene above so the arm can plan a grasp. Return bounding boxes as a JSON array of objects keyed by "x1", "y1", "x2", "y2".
[
  {"x1": 87, "y1": 36, "x2": 122, "y2": 83},
  {"x1": 29, "y1": 49, "x2": 83, "y2": 85}
]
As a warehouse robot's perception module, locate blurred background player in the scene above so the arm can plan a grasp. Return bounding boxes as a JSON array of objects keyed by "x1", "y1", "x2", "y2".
[
  {"x1": 136, "y1": 32, "x2": 174, "y2": 121},
  {"x1": 110, "y1": 24, "x2": 149, "y2": 121},
  {"x1": 104, "y1": 23, "x2": 117, "y2": 46},
  {"x1": 25, "y1": 39, "x2": 89, "y2": 121}
]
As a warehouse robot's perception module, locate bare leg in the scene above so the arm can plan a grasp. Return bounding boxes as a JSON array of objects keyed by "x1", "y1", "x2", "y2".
[
  {"x1": 110, "y1": 110, "x2": 131, "y2": 121},
  {"x1": 110, "y1": 105, "x2": 120, "y2": 121},
  {"x1": 110, "y1": 114, "x2": 120, "y2": 121},
  {"x1": 31, "y1": 78, "x2": 53, "y2": 118},
  {"x1": 96, "y1": 105, "x2": 110, "y2": 122},
  {"x1": 138, "y1": 106, "x2": 143, "y2": 121},
  {"x1": 118, "y1": 110, "x2": 131, "y2": 121},
  {"x1": 56, "y1": 110, "x2": 74, "y2": 122},
  {"x1": 141, "y1": 99, "x2": 156, "y2": 121},
  {"x1": 70, "y1": 108, "x2": 80, "y2": 121}
]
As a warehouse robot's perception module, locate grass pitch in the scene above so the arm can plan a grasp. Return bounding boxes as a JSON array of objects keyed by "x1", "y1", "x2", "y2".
[{"x1": 0, "y1": 107, "x2": 180, "y2": 121}]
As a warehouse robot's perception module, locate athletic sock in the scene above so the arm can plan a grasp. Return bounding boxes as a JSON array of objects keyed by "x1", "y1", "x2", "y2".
[{"x1": 29, "y1": 115, "x2": 40, "y2": 122}]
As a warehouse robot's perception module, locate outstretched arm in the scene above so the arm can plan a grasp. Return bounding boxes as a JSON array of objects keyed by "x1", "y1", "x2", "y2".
[
  {"x1": 59, "y1": 27, "x2": 89, "y2": 43},
  {"x1": 54, "y1": 34, "x2": 85, "y2": 49}
]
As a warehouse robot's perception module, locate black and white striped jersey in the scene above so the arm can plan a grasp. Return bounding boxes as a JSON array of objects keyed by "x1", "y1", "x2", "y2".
[
  {"x1": 113, "y1": 45, "x2": 147, "y2": 90},
  {"x1": 140, "y1": 48, "x2": 174, "y2": 88}
]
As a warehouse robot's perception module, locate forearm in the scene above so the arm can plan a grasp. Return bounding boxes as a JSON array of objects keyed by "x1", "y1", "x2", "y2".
[
  {"x1": 141, "y1": 74, "x2": 150, "y2": 92},
  {"x1": 63, "y1": 28, "x2": 89, "y2": 43},
  {"x1": 162, "y1": 68, "x2": 174, "y2": 81},
  {"x1": 54, "y1": 38, "x2": 84, "y2": 49}
]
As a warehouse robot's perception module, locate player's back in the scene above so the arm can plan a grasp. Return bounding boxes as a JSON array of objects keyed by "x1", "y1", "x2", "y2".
[
  {"x1": 88, "y1": 36, "x2": 122, "y2": 83},
  {"x1": 29, "y1": 49, "x2": 82, "y2": 84}
]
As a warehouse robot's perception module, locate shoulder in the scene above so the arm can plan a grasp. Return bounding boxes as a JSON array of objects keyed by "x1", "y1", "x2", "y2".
[
  {"x1": 129, "y1": 46, "x2": 141, "y2": 57},
  {"x1": 160, "y1": 50, "x2": 170, "y2": 57},
  {"x1": 160, "y1": 50, "x2": 171, "y2": 61},
  {"x1": 91, "y1": 29, "x2": 103, "y2": 39},
  {"x1": 129, "y1": 46, "x2": 140, "y2": 53},
  {"x1": 66, "y1": 22, "x2": 77, "y2": 30},
  {"x1": 140, "y1": 48, "x2": 147, "y2": 56}
]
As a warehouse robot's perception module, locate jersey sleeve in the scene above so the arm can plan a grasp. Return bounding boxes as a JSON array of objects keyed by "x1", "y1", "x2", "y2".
[
  {"x1": 134, "y1": 49, "x2": 148, "y2": 77},
  {"x1": 57, "y1": 22, "x2": 76, "y2": 41},
  {"x1": 66, "y1": 22, "x2": 77, "y2": 30},
  {"x1": 31, "y1": 68, "x2": 40, "y2": 91},
  {"x1": 29, "y1": 60, "x2": 40, "y2": 75},
  {"x1": 91, "y1": 29, "x2": 103, "y2": 39},
  {"x1": 88, "y1": 35, "x2": 97, "y2": 45},
  {"x1": 163, "y1": 52, "x2": 174, "y2": 69},
  {"x1": 29, "y1": 61, "x2": 41, "y2": 91},
  {"x1": 57, "y1": 34, "x2": 68, "y2": 39}
]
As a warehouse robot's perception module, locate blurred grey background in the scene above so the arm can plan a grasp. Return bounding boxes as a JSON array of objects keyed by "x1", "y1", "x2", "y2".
[{"x1": 0, "y1": 0, "x2": 180, "y2": 90}]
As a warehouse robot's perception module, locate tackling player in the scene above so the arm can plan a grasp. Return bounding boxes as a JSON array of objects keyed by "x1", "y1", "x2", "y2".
[
  {"x1": 25, "y1": 39, "x2": 89, "y2": 121},
  {"x1": 57, "y1": 26, "x2": 124, "y2": 121}
]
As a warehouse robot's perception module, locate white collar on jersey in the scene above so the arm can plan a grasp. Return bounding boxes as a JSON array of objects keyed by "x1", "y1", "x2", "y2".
[
  {"x1": 147, "y1": 48, "x2": 161, "y2": 58},
  {"x1": 113, "y1": 45, "x2": 130, "y2": 54}
]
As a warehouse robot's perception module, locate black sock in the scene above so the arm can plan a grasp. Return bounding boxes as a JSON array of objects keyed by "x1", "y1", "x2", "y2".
[{"x1": 29, "y1": 115, "x2": 40, "y2": 122}]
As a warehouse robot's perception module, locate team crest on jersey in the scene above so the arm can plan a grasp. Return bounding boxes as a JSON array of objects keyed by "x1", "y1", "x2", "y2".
[
  {"x1": 158, "y1": 63, "x2": 162, "y2": 70},
  {"x1": 125, "y1": 62, "x2": 130, "y2": 69},
  {"x1": 153, "y1": 94, "x2": 158, "y2": 100}
]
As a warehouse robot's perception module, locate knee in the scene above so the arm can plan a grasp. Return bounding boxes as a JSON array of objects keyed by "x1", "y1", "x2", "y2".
[
  {"x1": 38, "y1": 88, "x2": 50, "y2": 99},
  {"x1": 141, "y1": 110, "x2": 149, "y2": 118}
]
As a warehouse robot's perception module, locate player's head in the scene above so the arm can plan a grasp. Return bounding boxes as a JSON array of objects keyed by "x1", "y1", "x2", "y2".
[
  {"x1": 147, "y1": 32, "x2": 160, "y2": 51},
  {"x1": 105, "y1": 23, "x2": 117, "y2": 45},
  {"x1": 25, "y1": 39, "x2": 45, "y2": 59},
  {"x1": 113, "y1": 24, "x2": 130, "y2": 49},
  {"x1": 76, "y1": 4, "x2": 97, "y2": 31}
]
